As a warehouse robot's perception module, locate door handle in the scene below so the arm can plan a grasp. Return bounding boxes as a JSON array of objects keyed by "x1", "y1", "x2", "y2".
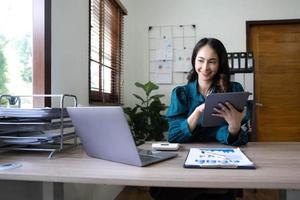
[{"x1": 256, "y1": 103, "x2": 263, "y2": 107}]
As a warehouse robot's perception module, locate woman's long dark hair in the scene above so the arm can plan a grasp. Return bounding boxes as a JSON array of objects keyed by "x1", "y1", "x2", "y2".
[{"x1": 187, "y1": 38, "x2": 230, "y2": 92}]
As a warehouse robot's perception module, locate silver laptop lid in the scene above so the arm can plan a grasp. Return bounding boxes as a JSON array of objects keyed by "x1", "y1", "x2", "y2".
[{"x1": 67, "y1": 106, "x2": 142, "y2": 166}]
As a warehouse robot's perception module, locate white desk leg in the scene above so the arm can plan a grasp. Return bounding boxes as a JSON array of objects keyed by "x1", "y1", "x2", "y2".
[{"x1": 42, "y1": 182, "x2": 64, "y2": 200}]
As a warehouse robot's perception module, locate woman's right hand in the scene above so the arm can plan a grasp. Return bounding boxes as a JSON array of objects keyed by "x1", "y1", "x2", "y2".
[
  {"x1": 196, "y1": 103, "x2": 205, "y2": 114},
  {"x1": 187, "y1": 103, "x2": 205, "y2": 132}
]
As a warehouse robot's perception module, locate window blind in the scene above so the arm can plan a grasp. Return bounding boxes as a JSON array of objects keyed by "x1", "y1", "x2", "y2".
[{"x1": 89, "y1": 0, "x2": 125, "y2": 104}]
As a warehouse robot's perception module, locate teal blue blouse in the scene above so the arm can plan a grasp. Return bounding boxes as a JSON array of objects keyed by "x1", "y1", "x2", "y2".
[{"x1": 166, "y1": 80, "x2": 249, "y2": 146}]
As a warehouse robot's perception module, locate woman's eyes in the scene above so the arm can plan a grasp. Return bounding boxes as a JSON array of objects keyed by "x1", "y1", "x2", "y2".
[{"x1": 197, "y1": 60, "x2": 217, "y2": 64}]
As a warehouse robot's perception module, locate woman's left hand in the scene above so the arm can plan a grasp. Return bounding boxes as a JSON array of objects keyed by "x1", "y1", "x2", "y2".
[{"x1": 213, "y1": 102, "x2": 246, "y2": 135}]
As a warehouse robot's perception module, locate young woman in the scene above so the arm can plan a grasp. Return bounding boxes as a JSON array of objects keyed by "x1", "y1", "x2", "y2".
[
  {"x1": 166, "y1": 37, "x2": 249, "y2": 145},
  {"x1": 150, "y1": 37, "x2": 249, "y2": 200}
]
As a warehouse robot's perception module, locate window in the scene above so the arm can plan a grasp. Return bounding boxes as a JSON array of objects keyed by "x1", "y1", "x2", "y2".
[
  {"x1": 0, "y1": 0, "x2": 33, "y2": 98},
  {"x1": 89, "y1": 0, "x2": 126, "y2": 105},
  {"x1": 0, "y1": 0, "x2": 50, "y2": 107}
]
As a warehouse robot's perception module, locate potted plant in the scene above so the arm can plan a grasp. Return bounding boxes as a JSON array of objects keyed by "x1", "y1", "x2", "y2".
[{"x1": 123, "y1": 81, "x2": 168, "y2": 144}]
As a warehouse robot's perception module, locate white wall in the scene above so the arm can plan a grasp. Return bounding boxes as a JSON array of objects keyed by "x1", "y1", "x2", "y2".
[
  {"x1": 52, "y1": 0, "x2": 89, "y2": 106},
  {"x1": 49, "y1": 0, "x2": 299, "y2": 199},
  {"x1": 51, "y1": 0, "x2": 300, "y2": 107},
  {"x1": 121, "y1": 0, "x2": 300, "y2": 107},
  {"x1": 51, "y1": 0, "x2": 123, "y2": 199}
]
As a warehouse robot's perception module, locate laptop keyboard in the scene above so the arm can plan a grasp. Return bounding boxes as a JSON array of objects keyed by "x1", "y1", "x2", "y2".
[
  {"x1": 139, "y1": 154, "x2": 158, "y2": 162},
  {"x1": 138, "y1": 149, "x2": 155, "y2": 155},
  {"x1": 137, "y1": 148, "x2": 177, "y2": 165},
  {"x1": 138, "y1": 149, "x2": 163, "y2": 162}
]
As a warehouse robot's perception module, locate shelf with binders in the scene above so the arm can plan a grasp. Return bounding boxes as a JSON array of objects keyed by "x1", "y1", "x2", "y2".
[
  {"x1": 227, "y1": 52, "x2": 255, "y2": 140},
  {"x1": 228, "y1": 52, "x2": 254, "y2": 74},
  {"x1": 0, "y1": 94, "x2": 78, "y2": 158}
]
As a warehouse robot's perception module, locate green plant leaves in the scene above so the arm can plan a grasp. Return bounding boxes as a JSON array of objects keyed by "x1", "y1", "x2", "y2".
[
  {"x1": 149, "y1": 94, "x2": 165, "y2": 101},
  {"x1": 124, "y1": 81, "x2": 168, "y2": 143},
  {"x1": 135, "y1": 81, "x2": 158, "y2": 96},
  {"x1": 132, "y1": 94, "x2": 144, "y2": 104}
]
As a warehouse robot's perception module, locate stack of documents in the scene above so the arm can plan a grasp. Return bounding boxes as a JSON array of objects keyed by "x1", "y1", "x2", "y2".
[
  {"x1": 184, "y1": 148, "x2": 255, "y2": 169},
  {"x1": 0, "y1": 129, "x2": 75, "y2": 145},
  {"x1": 0, "y1": 120, "x2": 73, "y2": 135},
  {"x1": 0, "y1": 107, "x2": 71, "y2": 134},
  {"x1": 0, "y1": 107, "x2": 69, "y2": 120},
  {"x1": 0, "y1": 107, "x2": 75, "y2": 145}
]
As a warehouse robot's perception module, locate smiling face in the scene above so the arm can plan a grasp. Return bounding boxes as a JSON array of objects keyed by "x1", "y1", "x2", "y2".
[{"x1": 195, "y1": 44, "x2": 219, "y2": 84}]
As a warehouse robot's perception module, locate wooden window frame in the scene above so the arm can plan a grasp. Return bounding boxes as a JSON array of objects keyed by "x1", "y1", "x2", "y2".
[
  {"x1": 33, "y1": 0, "x2": 51, "y2": 107},
  {"x1": 89, "y1": 0, "x2": 127, "y2": 105}
]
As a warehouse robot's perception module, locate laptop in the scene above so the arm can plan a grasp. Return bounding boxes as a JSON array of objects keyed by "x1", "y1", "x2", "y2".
[{"x1": 67, "y1": 106, "x2": 177, "y2": 167}]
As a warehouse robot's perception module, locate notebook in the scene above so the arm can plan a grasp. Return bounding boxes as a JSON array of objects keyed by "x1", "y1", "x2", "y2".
[
  {"x1": 184, "y1": 147, "x2": 255, "y2": 169},
  {"x1": 202, "y1": 92, "x2": 251, "y2": 127},
  {"x1": 67, "y1": 106, "x2": 177, "y2": 167}
]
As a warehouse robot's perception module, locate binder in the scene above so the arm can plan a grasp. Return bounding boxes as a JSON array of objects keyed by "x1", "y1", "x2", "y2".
[
  {"x1": 232, "y1": 53, "x2": 240, "y2": 69},
  {"x1": 184, "y1": 147, "x2": 255, "y2": 169},
  {"x1": 246, "y1": 52, "x2": 254, "y2": 70},
  {"x1": 227, "y1": 53, "x2": 233, "y2": 69},
  {"x1": 239, "y1": 52, "x2": 247, "y2": 69}
]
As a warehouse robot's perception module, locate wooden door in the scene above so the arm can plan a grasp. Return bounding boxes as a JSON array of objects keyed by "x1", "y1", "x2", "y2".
[{"x1": 248, "y1": 21, "x2": 300, "y2": 141}]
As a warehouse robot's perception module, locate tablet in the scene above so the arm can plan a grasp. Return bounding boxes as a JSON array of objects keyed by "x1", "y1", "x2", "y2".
[{"x1": 202, "y1": 92, "x2": 250, "y2": 127}]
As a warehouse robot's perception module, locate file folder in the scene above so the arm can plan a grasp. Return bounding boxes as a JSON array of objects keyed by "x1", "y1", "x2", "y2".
[
  {"x1": 246, "y1": 52, "x2": 254, "y2": 70},
  {"x1": 232, "y1": 53, "x2": 240, "y2": 69},
  {"x1": 227, "y1": 53, "x2": 233, "y2": 69},
  {"x1": 184, "y1": 147, "x2": 255, "y2": 169},
  {"x1": 239, "y1": 52, "x2": 247, "y2": 69}
]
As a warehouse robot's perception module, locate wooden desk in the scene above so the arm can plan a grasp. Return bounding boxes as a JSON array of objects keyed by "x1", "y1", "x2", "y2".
[{"x1": 0, "y1": 142, "x2": 300, "y2": 189}]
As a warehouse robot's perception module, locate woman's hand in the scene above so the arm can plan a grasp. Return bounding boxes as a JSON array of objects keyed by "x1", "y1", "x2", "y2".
[
  {"x1": 196, "y1": 103, "x2": 205, "y2": 113},
  {"x1": 213, "y1": 102, "x2": 246, "y2": 135},
  {"x1": 187, "y1": 103, "x2": 205, "y2": 132}
]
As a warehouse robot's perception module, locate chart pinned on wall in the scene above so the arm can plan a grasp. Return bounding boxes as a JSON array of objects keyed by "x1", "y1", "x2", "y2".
[{"x1": 148, "y1": 25, "x2": 196, "y2": 84}]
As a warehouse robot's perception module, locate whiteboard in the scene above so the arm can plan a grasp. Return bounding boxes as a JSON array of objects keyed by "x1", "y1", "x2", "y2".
[{"x1": 148, "y1": 25, "x2": 196, "y2": 84}]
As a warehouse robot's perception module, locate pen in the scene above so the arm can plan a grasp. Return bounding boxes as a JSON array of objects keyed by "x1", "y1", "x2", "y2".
[{"x1": 200, "y1": 150, "x2": 228, "y2": 160}]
